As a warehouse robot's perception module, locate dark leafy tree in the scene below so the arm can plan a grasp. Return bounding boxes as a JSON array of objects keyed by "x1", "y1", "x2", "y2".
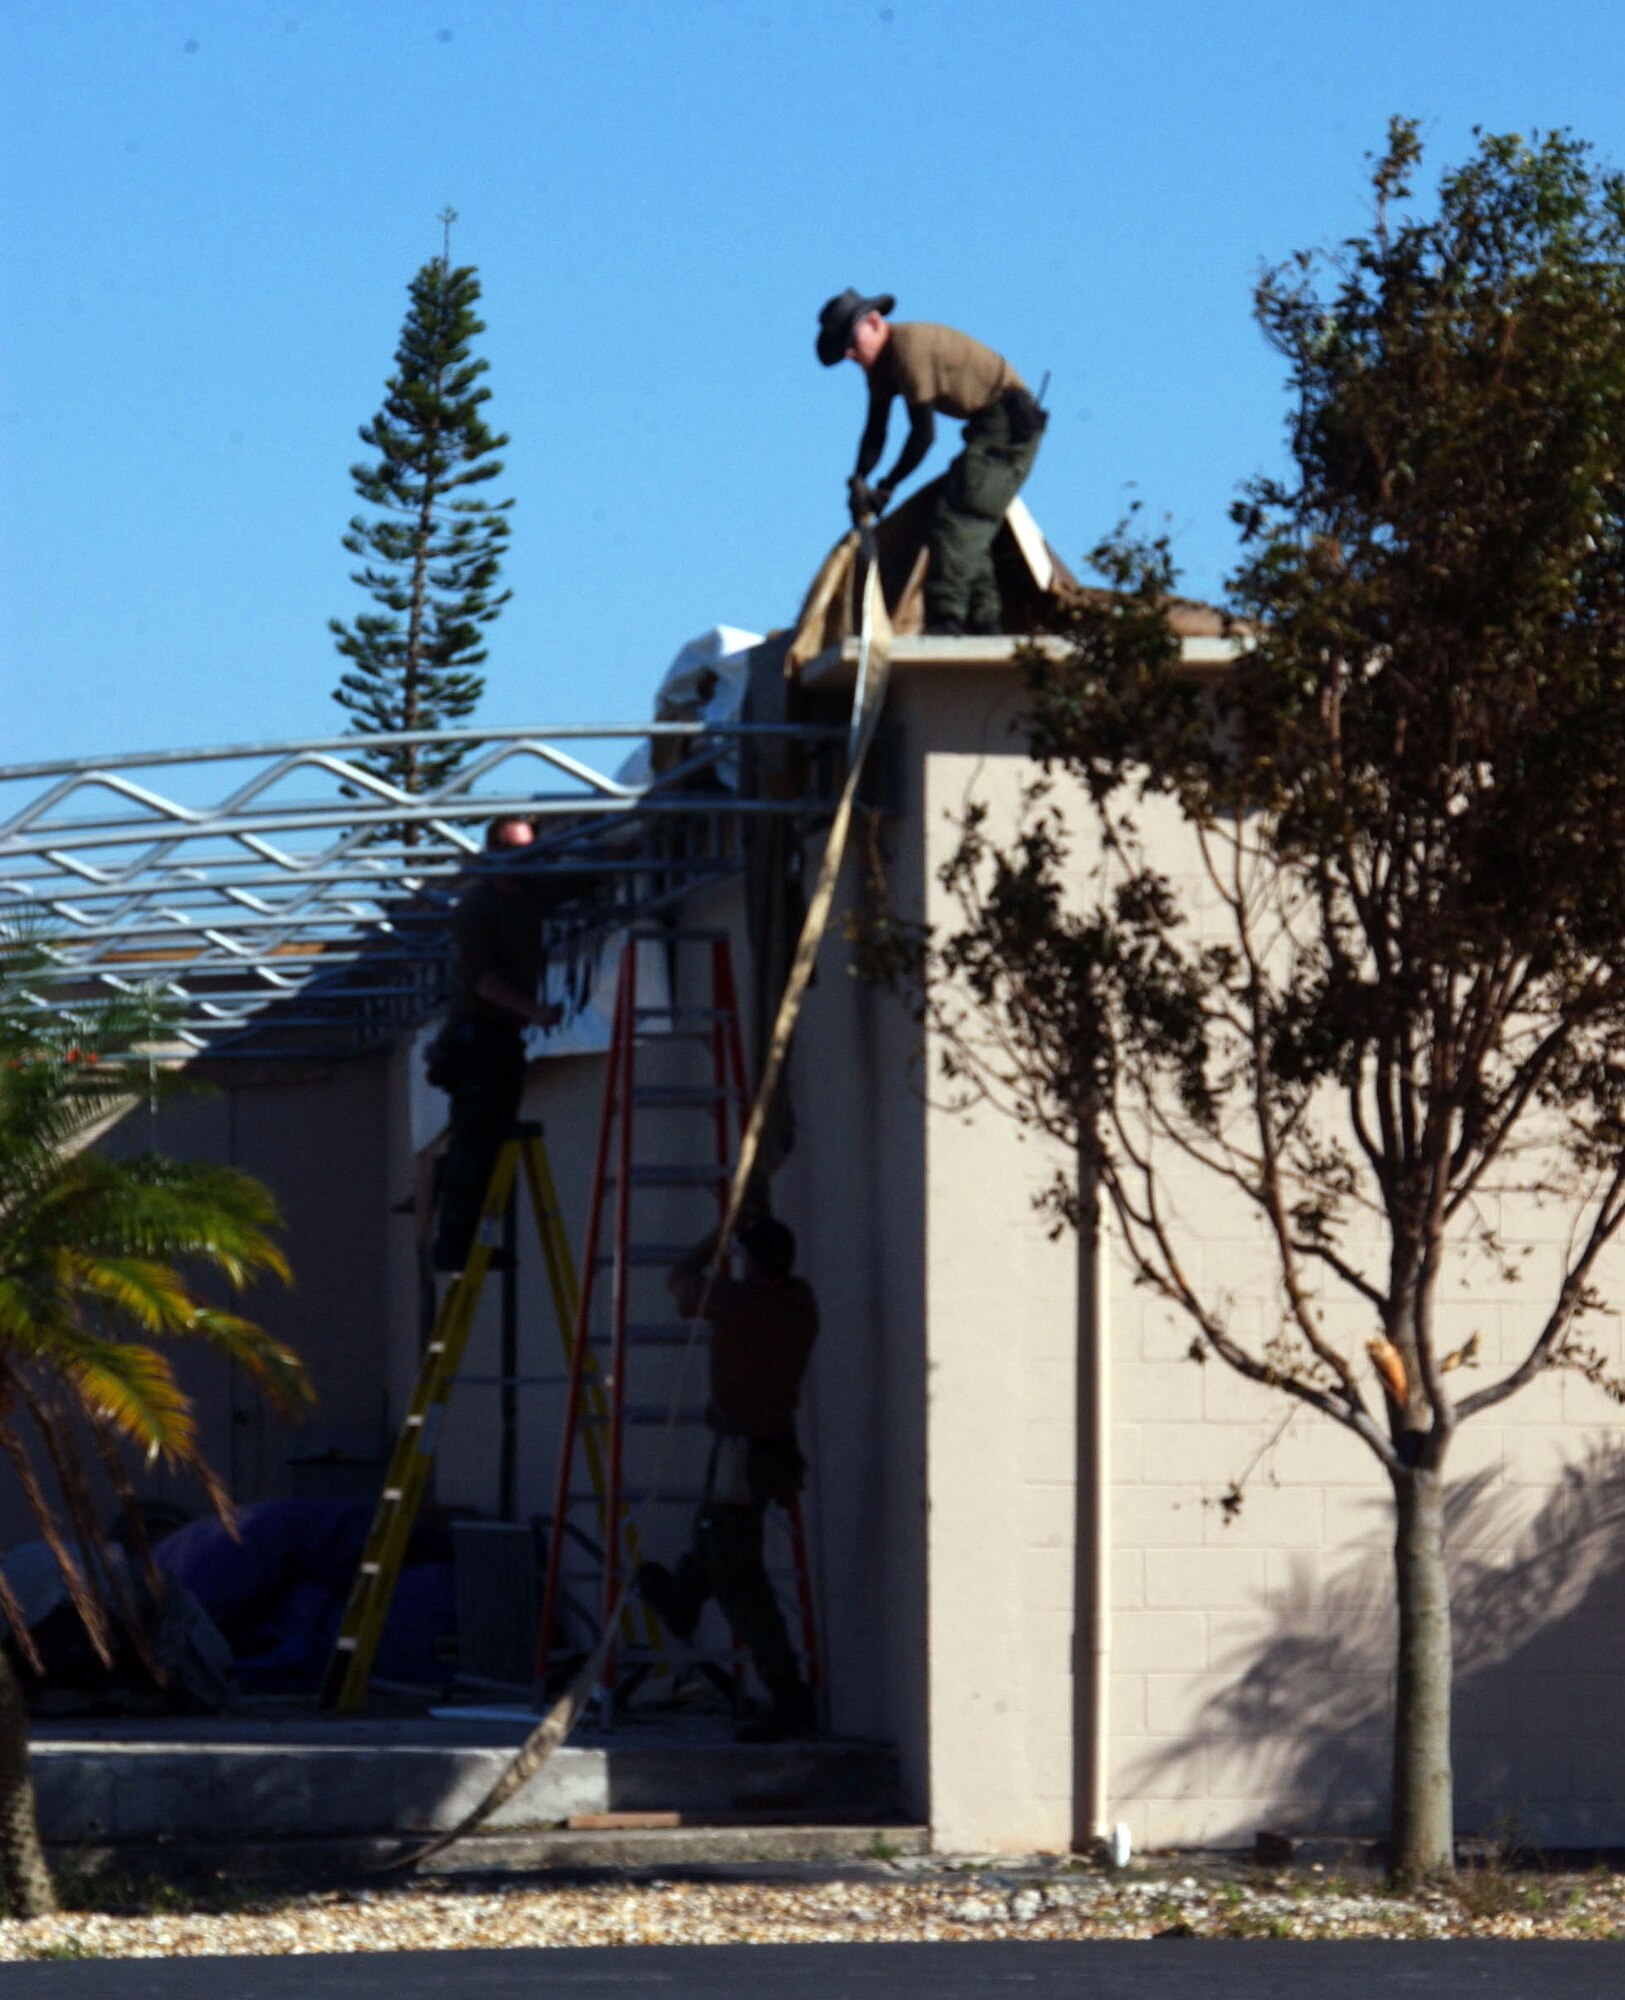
[
  {"x1": 890, "y1": 123, "x2": 1625, "y2": 1878},
  {"x1": 0, "y1": 929, "x2": 313, "y2": 1915},
  {"x1": 332, "y1": 213, "x2": 512, "y2": 831}
]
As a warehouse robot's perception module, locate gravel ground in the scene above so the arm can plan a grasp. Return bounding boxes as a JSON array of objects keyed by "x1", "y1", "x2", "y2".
[{"x1": 6, "y1": 1857, "x2": 1625, "y2": 1959}]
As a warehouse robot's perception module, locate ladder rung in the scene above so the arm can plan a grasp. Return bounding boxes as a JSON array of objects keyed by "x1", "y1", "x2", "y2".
[
  {"x1": 581, "y1": 1404, "x2": 709, "y2": 1426},
  {"x1": 455, "y1": 1373, "x2": 571, "y2": 1389},
  {"x1": 614, "y1": 1164, "x2": 730, "y2": 1188},
  {"x1": 614, "y1": 1561, "x2": 804, "y2": 1581},
  {"x1": 569, "y1": 1489, "x2": 706, "y2": 1506},
  {"x1": 623, "y1": 927, "x2": 729, "y2": 943},
  {"x1": 625, "y1": 1322, "x2": 699, "y2": 1345},
  {"x1": 631, "y1": 1086, "x2": 741, "y2": 1107}
]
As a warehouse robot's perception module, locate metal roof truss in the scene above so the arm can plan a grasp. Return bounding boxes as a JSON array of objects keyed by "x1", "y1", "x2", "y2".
[{"x1": 0, "y1": 722, "x2": 841, "y2": 1059}]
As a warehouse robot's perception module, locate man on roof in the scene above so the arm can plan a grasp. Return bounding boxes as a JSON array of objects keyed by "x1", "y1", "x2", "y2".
[{"x1": 817, "y1": 289, "x2": 1047, "y2": 636}]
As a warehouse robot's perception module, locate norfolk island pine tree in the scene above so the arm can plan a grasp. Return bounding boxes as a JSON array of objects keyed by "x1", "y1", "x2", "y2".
[{"x1": 332, "y1": 213, "x2": 512, "y2": 838}]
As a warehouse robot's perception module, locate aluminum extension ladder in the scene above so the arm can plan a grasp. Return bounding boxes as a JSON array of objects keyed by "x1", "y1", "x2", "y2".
[
  {"x1": 534, "y1": 929, "x2": 822, "y2": 1716},
  {"x1": 319, "y1": 1121, "x2": 661, "y2": 1712}
]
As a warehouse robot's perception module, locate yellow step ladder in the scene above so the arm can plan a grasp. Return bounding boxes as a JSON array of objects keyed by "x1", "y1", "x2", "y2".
[{"x1": 319, "y1": 1120, "x2": 660, "y2": 1712}]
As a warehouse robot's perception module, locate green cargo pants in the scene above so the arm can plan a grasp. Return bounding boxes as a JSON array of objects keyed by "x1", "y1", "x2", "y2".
[
  {"x1": 926, "y1": 396, "x2": 1041, "y2": 634},
  {"x1": 652, "y1": 1435, "x2": 807, "y2": 1701},
  {"x1": 679, "y1": 1501, "x2": 802, "y2": 1700}
]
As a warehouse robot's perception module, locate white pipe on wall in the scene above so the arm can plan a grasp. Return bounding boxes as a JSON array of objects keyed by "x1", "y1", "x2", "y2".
[{"x1": 1089, "y1": 1185, "x2": 1112, "y2": 1842}]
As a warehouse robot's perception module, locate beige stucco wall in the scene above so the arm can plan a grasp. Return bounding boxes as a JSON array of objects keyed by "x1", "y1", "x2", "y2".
[{"x1": 909, "y1": 672, "x2": 1086, "y2": 1853}]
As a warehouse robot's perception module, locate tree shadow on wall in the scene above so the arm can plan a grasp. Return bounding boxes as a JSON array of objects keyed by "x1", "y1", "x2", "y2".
[{"x1": 1130, "y1": 1440, "x2": 1625, "y2": 1846}]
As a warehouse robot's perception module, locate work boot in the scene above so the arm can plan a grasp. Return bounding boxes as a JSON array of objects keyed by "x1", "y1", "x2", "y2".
[
  {"x1": 736, "y1": 1682, "x2": 819, "y2": 1743},
  {"x1": 636, "y1": 1560, "x2": 699, "y2": 1643}
]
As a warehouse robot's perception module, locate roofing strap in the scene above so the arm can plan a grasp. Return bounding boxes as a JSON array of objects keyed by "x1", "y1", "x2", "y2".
[{"x1": 390, "y1": 527, "x2": 895, "y2": 1870}]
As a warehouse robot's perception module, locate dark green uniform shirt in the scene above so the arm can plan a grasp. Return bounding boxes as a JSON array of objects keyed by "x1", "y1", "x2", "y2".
[{"x1": 450, "y1": 878, "x2": 549, "y2": 1027}]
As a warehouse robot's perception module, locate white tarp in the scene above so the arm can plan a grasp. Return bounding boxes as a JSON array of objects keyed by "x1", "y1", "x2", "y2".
[{"x1": 613, "y1": 623, "x2": 762, "y2": 791}]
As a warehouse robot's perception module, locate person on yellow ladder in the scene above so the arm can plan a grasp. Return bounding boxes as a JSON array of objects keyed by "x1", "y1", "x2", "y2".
[
  {"x1": 428, "y1": 815, "x2": 567, "y2": 1274},
  {"x1": 638, "y1": 1216, "x2": 820, "y2": 1741}
]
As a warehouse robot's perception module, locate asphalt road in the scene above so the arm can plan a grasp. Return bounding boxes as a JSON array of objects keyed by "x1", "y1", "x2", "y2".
[{"x1": 8, "y1": 1942, "x2": 1625, "y2": 1998}]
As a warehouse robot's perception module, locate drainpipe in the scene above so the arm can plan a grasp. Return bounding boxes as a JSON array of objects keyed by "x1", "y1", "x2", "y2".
[{"x1": 1075, "y1": 1149, "x2": 1113, "y2": 1849}]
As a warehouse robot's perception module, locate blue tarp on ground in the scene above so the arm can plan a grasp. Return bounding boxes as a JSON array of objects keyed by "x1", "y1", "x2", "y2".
[{"x1": 155, "y1": 1500, "x2": 456, "y2": 1692}]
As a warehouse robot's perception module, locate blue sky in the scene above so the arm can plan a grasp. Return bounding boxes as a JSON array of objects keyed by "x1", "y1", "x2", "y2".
[{"x1": 3, "y1": 0, "x2": 1623, "y2": 769}]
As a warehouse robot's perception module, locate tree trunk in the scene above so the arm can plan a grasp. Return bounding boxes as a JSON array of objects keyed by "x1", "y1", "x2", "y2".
[
  {"x1": 0, "y1": 1640, "x2": 53, "y2": 1920},
  {"x1": 1390, "y1": 1461, "x2": 1454, "y2": 1878},
  {"x1": 0, "y1": 1644, "x2": 55, "y2": 1917}
]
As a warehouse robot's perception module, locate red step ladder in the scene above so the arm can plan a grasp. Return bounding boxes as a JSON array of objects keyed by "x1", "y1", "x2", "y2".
[{"x1": 535, "y1": 928, "x2": 821, "y2": 1715}]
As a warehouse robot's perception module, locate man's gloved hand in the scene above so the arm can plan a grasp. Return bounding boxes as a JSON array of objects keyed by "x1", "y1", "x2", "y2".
[{"x1": 847, "y1": 477, "x2": 895, "y2": 526}]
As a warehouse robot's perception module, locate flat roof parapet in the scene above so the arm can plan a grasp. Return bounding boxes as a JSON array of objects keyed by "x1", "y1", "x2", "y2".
[{"x1": 801, "y1": 628, "x2": 1244, "y2": 692}]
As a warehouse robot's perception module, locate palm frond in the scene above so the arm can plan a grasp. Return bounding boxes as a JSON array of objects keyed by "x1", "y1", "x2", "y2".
[
  {"x1": 49, "y1": 1331, "x2": 195, "y2": 1459},
  {"x1": 2, "y1": 918, "x2": 309, "y2": 1562},
  {"x1": 25, "y1": 1373, "x2": 166, "y2": 1684},
  {"x1": 0, "y1": 1407, "x2": 114, "y2": 1665},
  {"x1": 0, "y1": 1564, "x2": 44, "y2": 1674},
  {"x1": 179, "y1": 1307, "x2": 315, "y2": 1417},
  {"x1": 52, "y1": 1253, "x2": 198, "y2": 1336},
  {"x1": 23, "y1": 1157, "x2": 291, "y2": 1289},
  {"x1": 0, "y1": 1272, "x2": 51, "y2": 1346}
]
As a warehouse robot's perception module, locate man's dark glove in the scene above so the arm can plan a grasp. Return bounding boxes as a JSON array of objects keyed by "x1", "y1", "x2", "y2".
[{"x1": 847, "y1": 477, "x2": 894, "y2": 526}]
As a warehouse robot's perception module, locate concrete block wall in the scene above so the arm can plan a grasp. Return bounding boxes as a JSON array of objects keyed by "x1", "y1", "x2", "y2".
[
  {"x1": 1109, "y1": 1296, "x2": 1625, "y2": 1849},
  {"x1": 910, "y1": 661, "x2": 1625, "y2": 1852}
]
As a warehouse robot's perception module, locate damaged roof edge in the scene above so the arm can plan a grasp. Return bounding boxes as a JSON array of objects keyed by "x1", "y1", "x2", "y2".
[{"x1": 785, "y1": 485, "x2": 1242, "y2": 691}]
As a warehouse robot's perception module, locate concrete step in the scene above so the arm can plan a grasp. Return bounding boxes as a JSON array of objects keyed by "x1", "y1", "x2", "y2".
[{"x1": 29, "y1": 1713, "x2": 902, "y2": 1846}]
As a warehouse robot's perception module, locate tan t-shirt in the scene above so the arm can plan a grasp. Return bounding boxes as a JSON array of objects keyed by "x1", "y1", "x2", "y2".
[{"x1": 872, "y1": 321, "x2": 1024, "y2": 419}]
